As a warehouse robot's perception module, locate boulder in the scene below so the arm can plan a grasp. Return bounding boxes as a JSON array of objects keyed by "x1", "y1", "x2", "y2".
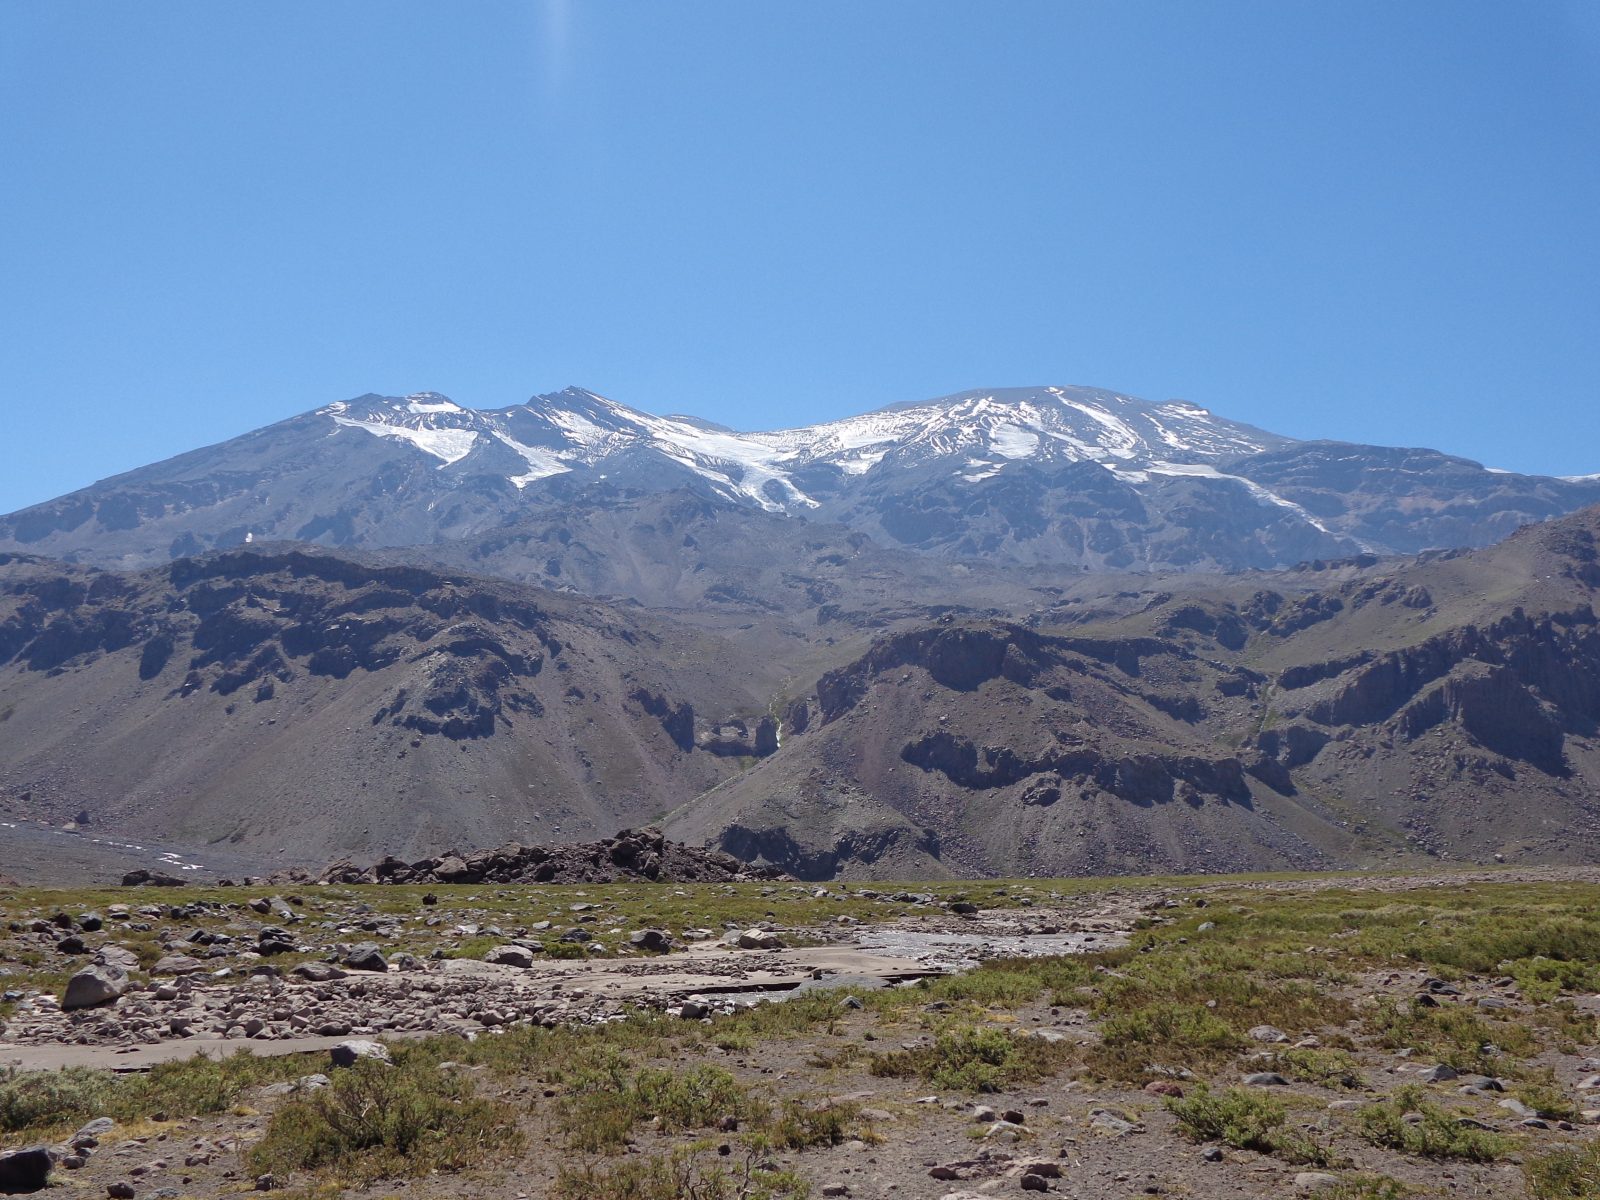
[
  {"x1": 342, "y1": 943, "x2": 388, "y2": 972},
  {"x1": 120, "y1": 869, "x2": 186, "y2": 887},
  {"x1": 0, "y1": 1147, "x2": 53, "y2": 1194},
  {"x1": 329, "y1": 1040, "x2": 391, "y2": 1068},
  {"x1": 256, "y1": 928, "x2": 297, "y2": 955},
  {"x1": 292, "y1": 962, "x2": 347, "y2": 983},
  {"x1": 432, "y1": 854, "x2": 474, "y2": 883},
  {"x1": 737, "y1": 928, "x2": 784, "y2": 950},
  {"x1": 485, "y1": 945, "x2": 535, "y2": 968},
  {"x1": 95, "y1": 946, "x2": 140, "y2": 973},
  {"x1": 629, "y1": 929, "x2": 672, "y2": 953},
  {"x1": 150, "y1": 954, "x2": 204, "y2": 976},
  {"x1": 1294, "y1": 1174, "x2": 1344, "y2": 1195},
  {"x1": 62, "y1": 966, "x2": 128, "y2": 1011}
]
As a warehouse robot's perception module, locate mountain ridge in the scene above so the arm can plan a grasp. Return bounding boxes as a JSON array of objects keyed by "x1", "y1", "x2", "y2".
[{"x1": 6, "y1": 383, "x2": 1596, "y2": 575}]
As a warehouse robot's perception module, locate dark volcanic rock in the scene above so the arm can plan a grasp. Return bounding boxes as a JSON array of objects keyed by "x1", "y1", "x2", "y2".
[
  {"x1": 0, "y1": 1146, "x2": 53, "y2": 1194},
  {"x1": 324, "y1": 827, "x2": 785, "y2": 886},
  {"x1": 120, "y1": 869, "x2": 187, "y2": 888}
]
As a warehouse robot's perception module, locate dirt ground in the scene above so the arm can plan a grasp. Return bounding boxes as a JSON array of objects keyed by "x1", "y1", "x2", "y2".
[{"x1": 3, "y1": 869, "x2": 1599, "y2": 1198}]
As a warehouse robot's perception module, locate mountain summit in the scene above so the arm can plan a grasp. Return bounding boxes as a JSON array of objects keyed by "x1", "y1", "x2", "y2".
[{"x1": 3, "y1": 384, "x2": 1595, "y2": 571}]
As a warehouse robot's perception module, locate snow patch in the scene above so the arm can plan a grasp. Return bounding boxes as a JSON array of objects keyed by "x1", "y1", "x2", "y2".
[
  {"x1": 989, "y1": 424, "x2": 1040, "y2": 459},
  {"x1": 1147, "y1": 462, "x2": 1337, "y2": 534},
  {"x1": 406, "y1": 395, "x2": 463, "y2": 415},
  {"x1": 492, "y1": 432, "x2": 573, "y2": 487},
  {"x1": 333, "y1": 416, "x2": 481, "y2": 465}
]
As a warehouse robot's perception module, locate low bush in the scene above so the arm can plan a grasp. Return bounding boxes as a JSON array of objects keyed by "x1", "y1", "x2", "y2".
[
  {"x1": 1356, "y1": 1084, "x2": 1514, "y2": 1162},
  {"x1": 557, "y1": 1061, "x2": 760, "y2": 1152},
  {"x1": 1165, "y1": 1084, "x2": 1338, "y2": 1166},
  {"x1": 553, "y1": 1142, "x2": 808, "y2": 1200},
  {"x1": 0, "y1": 1067, "x2": 113, "y2": 1134},
  {"x1": 1524, "y1": 1141, "x2": 1600, "y2": 1199},
  {"x1": 868, "y1": 1024, "x2": 1068, "y2": 1092},
  {"x1": 246, "y1": 1059, "x2": 521, "y2": 1183}
]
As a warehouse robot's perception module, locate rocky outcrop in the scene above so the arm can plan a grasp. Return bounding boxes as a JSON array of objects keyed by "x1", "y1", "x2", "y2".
[
  {"x1": 698, "y1": 715, "x2": 780, "y2": 758},
  {"x1": 899, "y1": 732, "x2": 1251, "y2": 807},
  {"x1": 715, "y1": 822, "x2": 941, "y2": 882},
  {"x1": 630, "y1": 688, "x2": 696, "y2": 751},
  {"x1": 1302, "y1": 606, "x2": 1600, "y2": 770},
  {"x1": 323, "y1": 828, "x2": 787, "y2": 885},
  {"x1": 816, "y1": 623, "x2": 1180, "y2": 723}
]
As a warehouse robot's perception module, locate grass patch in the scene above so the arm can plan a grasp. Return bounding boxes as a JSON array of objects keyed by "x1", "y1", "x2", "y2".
[
  {"x1": 1274, "y1": 1046, "x2": 1367, "y2": 1090},
  {"x1": 0, "y1": 1051, "x2": 310, "y2": 1143},
  {"x1": 1085, "y1": 1002, "x2": 1239, "y2": 1080},
  {"x1": 1166, "y1": 1084, "x2": 1340, "y2": 1166},
  {"x1": 246, "y1": 1058, "x2": 521, "y2": 1184},
  {"x1": 1356, "y1": 1084, "x2": 1515, "y2": 1162},
  {"x1": 868, "y1": 1024, "x2": 1070, "y2": 1092},
  {"x1": 0, "y1": 1067, "x2": 113, "y2": 1135},
  {"x1": 1365, "y1": 998, "x2": 1535, "y2": 1074},
  {"x1": 1524, "y1": 1141, "x2": 1600, "y2": 1199},
  {"x1": 554, "y1": 1142, "x2": 808, "y2": 1200},
  {"x1": 557, "y1": 1059, "x2": 757, "y2": 1152}
]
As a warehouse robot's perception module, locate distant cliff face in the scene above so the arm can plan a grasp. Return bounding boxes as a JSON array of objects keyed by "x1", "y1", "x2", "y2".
[
  {"x1": 0, "y1": 547, "x2": 768, "y2": 867},
  {"x1": 666, "y1": 507, "x2": 1600, "y2": 880}
]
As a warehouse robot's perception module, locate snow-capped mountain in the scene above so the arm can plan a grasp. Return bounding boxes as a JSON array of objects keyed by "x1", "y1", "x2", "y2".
[
  {"x1": 3, "y1": 383, "x2": 1596, "y2": 572},
  {"x1": 317, "y1": 385, "x2": 1290, "y2": 513}
]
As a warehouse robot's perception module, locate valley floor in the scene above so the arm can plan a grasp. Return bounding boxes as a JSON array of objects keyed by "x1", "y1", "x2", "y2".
[{"x1": 3, "y1": 869, "x2": 1600, "y2": 1199}]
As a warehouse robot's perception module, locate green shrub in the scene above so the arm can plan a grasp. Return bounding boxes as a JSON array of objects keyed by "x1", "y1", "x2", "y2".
[
  {"x1": 1524, "y1": 1141, "x2": 1600, "y2": 1199},
  {"x1": 557, "y1": 1062, "x2": 759, "y2": 1151},
  {"x1": 1276, "y1": 1047, "x2": 1366, "y2": 1090},
  {"x1": 1356, "y1": 1084, "x2": 1514, "y2": 1162},
  {"x1": 868, "y1": 1025, "x2": 1068, "y2": 1092},
  {"x1": 246, "y1": 1059, "x2": 520, "y2": 1183},
  {"x1": 1165, "y1": 1084, "x2": 1337, "y2": 1166},
  {"x1": 0, "y1": 1067, "x2": 113, "y2": 1134},
  {"x1": 554, "y1": 1142, "x2": 808, "y2": 1200},
  {"x1": 768, "y1": 1099, "x2": 878, "y2": 1150}
]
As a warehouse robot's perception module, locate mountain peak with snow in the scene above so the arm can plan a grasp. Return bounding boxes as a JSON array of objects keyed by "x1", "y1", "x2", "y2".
[{"x1": 3, "y1": 382, "x2": 1595, "y2": 573}]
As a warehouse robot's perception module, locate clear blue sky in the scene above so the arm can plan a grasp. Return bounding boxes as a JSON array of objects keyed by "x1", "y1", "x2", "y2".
[{"x1": 3, "y1": 2, "x2": 1598, "y2": 513}]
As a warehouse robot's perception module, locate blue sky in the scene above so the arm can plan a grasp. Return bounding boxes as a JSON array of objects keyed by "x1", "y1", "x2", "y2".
[{"x1": 2, "y1": 1, "x2": 1597, "y2": 512}]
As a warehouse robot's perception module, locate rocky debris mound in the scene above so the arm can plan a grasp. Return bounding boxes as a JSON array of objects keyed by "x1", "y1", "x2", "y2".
[
  {"x1": 321, "y1": 827, "x2": 787, "y2": 886},
  {"x1": 120, "y1": 869, "x2": 187, "y2": 888}
]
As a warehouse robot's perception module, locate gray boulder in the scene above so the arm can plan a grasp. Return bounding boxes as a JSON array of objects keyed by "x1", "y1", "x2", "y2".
[
  {"x1": 485, "y1": 945, "x2": 535, "y2": 968},
  {"x1": 62, "y1": 965, "x2": 128, "y2": 1011},
  {"x1": 342, "y1": 943, "x2": 388, "y2": 972},
  {"x1": 150, "y1": 954, "x2": 203, "y2": 976},
  {"x1": 257, "y1": 927, "x2": 297, "y2": 955}
]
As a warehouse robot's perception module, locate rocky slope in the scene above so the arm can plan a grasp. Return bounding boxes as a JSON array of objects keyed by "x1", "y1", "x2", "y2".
[
  {"x1": 6, "y1": 496, "x2": 1600, "y2": 881},
  {"x1": 0, "y1": 547, "x2": 777, "y2": 870},
  {"x1": 665, "y1": 506, "x2": 1600, "y2": 878},
  {"x1": 5, "y1": 385, "x2": 1595, "y2": 574}
]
